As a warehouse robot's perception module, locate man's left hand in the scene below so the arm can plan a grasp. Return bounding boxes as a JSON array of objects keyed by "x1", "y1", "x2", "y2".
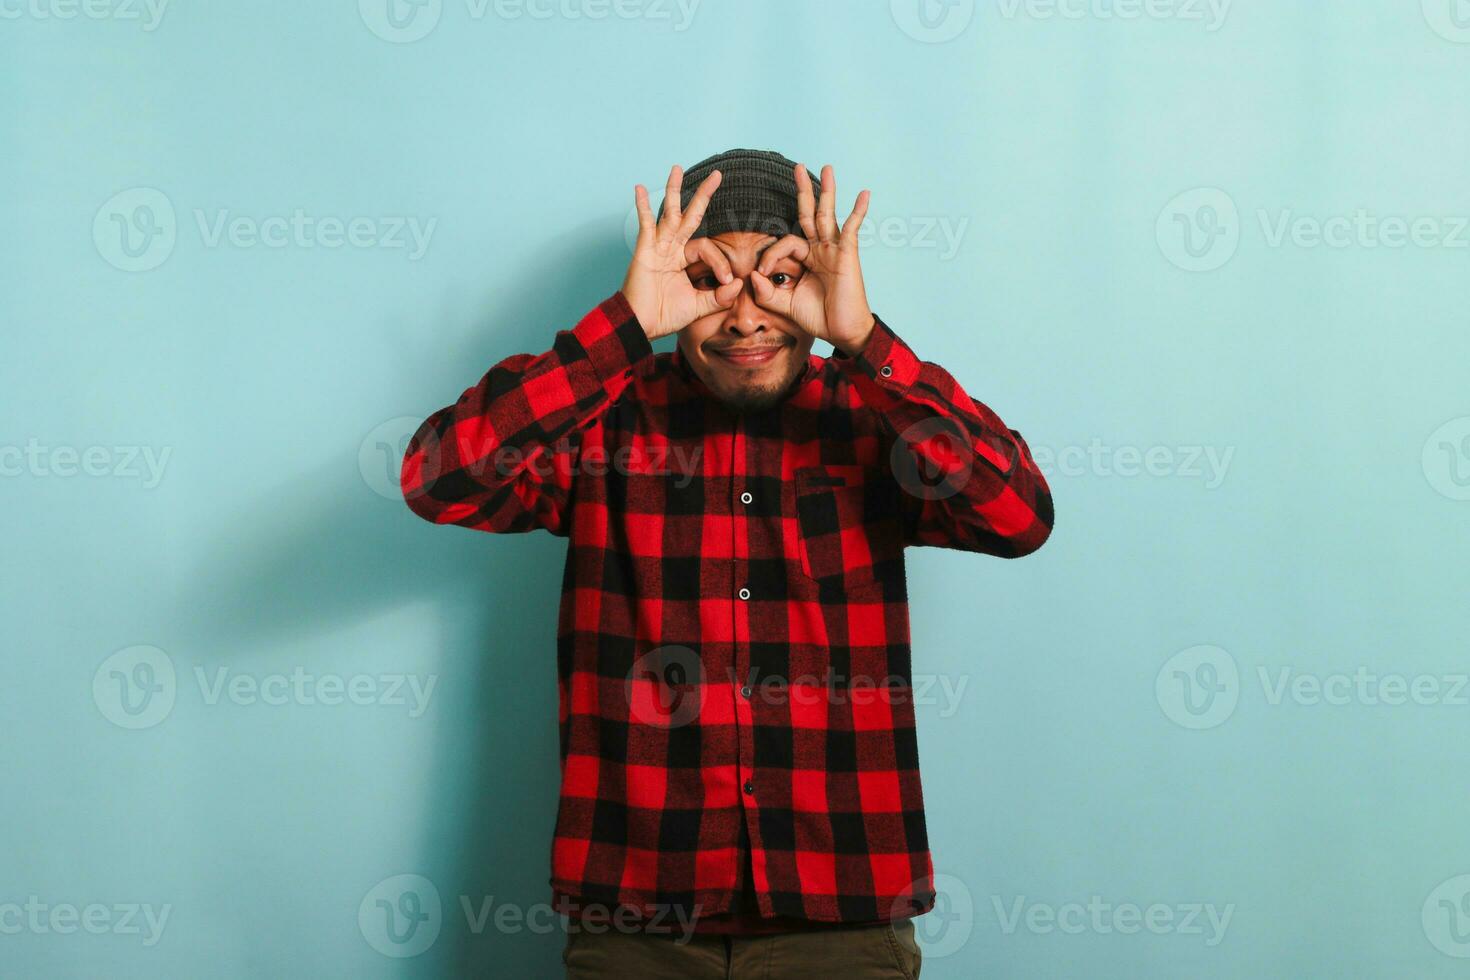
[{"x1": 749, "y1": 163, "x2": 876, "y2": 356}]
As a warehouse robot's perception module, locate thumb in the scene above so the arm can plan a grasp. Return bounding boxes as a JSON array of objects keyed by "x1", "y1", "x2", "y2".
[{"x1": 694, "y1": 277, "x2": 744, "y2": 319}]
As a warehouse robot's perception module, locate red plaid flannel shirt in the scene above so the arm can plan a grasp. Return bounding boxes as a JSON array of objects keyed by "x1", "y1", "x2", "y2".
[{"x1": 400, "y1": 290, "x2": 1053, "y2": 932}]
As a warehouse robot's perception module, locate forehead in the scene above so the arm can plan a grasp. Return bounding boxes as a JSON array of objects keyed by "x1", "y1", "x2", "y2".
[{"x1": 697, "y1": 231, "x2": 791, "y2": 262}]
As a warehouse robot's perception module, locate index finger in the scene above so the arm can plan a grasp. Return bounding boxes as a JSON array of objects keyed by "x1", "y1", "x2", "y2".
[
  {"x1": 685, "y1": 237, "x2": 734, "y2": 283},
  {"x1": 672, "y1": 170, "x2": 721, "y2": 245}
]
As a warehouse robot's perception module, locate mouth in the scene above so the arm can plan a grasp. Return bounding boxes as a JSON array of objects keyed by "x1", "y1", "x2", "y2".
[{"x1": 709, "y1": 345, "x2": 787, "y2": 368}]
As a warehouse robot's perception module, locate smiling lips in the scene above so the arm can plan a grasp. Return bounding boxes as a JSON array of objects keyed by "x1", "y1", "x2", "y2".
[{"x1": 711, "y1": 345, "x2": 786, "y2": 367}]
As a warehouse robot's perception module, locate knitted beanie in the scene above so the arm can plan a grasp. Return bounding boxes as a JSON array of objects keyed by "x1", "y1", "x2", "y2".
[{"x1": 661, "y1": 148, "x2": 811, "y2": 240}]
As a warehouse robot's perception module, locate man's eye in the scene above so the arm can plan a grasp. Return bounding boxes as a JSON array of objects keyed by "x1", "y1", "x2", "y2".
[
  {"x1": 770, "y1": 272, "x2": 793, "y2": 287},
  {"x1": 691, "y1": 273, "x2": 718, "y2": 290}
]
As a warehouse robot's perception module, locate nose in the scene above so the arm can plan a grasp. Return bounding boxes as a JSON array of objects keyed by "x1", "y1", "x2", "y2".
[{"x1": 721, "y1": 281, "x2": 770, "y2": 338}]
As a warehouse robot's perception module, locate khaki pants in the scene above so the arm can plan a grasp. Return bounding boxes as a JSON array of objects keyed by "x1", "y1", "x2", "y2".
[{"x1": 562, "y1": 917, "x2": 922, "y2": 979}]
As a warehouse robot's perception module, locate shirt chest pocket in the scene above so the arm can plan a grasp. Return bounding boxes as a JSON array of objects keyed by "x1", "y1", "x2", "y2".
[{"x1": 792, "y1": 465, "x2": 904, "y2": 594}]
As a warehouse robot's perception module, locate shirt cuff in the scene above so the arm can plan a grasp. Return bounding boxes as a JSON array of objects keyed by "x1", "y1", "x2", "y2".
[
  {"x1": 572, "y1": 290, "x2": 655, "y2": 387},
  {"x1": 831, "y1": 314, "x2": 921, "y2": 391}
]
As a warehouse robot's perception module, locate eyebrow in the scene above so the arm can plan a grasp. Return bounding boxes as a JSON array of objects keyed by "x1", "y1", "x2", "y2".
[{"x1": 710, "y1": 236, "x2": 781, "y2": 260}]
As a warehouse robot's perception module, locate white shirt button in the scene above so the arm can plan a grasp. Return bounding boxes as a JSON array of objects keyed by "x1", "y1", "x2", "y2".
[
  {"x1": 738, "y1": 587, "x2": 751, "y2": 601},
  {"x1": 740, "y1": 491, "x2": 753, "y2": 505}
]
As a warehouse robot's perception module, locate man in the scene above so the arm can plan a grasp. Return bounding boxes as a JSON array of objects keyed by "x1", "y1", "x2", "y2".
[{"x1": 400, "y1": 149, "x2": 1053, "y2": 978}]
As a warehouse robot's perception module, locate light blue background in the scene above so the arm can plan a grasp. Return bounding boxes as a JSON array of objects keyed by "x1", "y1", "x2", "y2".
[{"x1": 4, "y1": 0, "x2": 1470, "y2": 976}]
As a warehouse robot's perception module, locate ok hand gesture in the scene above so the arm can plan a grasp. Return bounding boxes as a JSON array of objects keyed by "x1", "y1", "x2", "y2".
[
  {"x1": 622, "y1": 166, "x2": 744, "y2": 340},
  {"x1": 748, "y1": 164, "x2": 876, "y2": 355}
]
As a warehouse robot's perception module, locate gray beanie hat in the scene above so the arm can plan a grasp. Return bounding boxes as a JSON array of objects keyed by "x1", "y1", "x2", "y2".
[{"x1": 661, "y1": 147, "x2": 812, "y2": 240}]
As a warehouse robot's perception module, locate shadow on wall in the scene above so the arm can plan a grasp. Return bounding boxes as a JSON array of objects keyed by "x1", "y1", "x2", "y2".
[{"x1": 182, "y1": 226, "x2": 637, "y2": 978}]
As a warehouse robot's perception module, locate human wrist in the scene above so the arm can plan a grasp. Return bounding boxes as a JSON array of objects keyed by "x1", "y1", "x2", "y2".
[{"x1": 833, "y1": 313, "x2": 877, "y2": 357}]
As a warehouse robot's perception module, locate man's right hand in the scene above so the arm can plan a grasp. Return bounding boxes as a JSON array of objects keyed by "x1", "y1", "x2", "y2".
[{"x1": 622, "y1": 165, "x2": 743, "y2": 340}]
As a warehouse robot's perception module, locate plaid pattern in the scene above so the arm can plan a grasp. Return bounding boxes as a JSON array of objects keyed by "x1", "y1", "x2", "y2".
[{"x1": 401, "y1": 291, "x2": 1053, "y2": 926}]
